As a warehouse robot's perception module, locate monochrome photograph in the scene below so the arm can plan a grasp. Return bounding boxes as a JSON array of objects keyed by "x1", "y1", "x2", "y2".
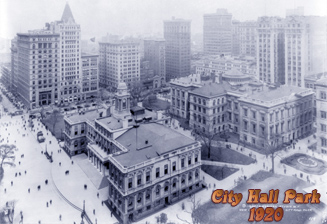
[{"x1": 0, "y1": 0, "x2": 327, "y2": 223}]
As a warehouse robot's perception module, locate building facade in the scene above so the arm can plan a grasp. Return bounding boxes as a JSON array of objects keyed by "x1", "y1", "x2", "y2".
[
  {"x1": 81, "y1": 53, "x2": 98, "y2": 99},
  {"x1": 164, "y1": 18, "x2": 191, "y2": 81},
  {"x1": 231, "y1": 20, "x2": 241, "y2": 56},
  {"x1": 257, "y1": 16, "x2": 285, "y2": 85},
  {"x1": 47, "y1": 3, "x2": 83, "y2": 103},
  {"x1": 239, "y1": 21, "x2": 257, "y2": 57},
  {"x1": 238, "y1": 86, "x2": 314, "y2": 148},
  {"x1": 315, "y1": 79, "x2": 327, "y2": 154},
  {"x1": 203, "y1": 9, "x2": 232, "y2": 55},
  {"x1": 0, "y1": 64, "x2": 12, "y2": 91},
  {"x1": 143, "y1": 39, "x2": 166, "y2": 80},
  {"x1": 10, "y1": 37, "x2": 18, "y2": 93},
  {"x1": 284, "y1": 16, "x2": 327, "y2": 88},
  {"x1": 12, "y1": 3, "x2": 84, "y2": 108},
  {"x1": 170, "y1": 74, "x2": 202, "y2": 119},
  {"x1": 16, "y1": 31, "x2": 60, "y2": 108},
  {"x1": 99, "y1": 41, "x2": 140, "y2": 90},
  {"x1": 107, "y1": 124, "x2": 202, "y2": 223}
]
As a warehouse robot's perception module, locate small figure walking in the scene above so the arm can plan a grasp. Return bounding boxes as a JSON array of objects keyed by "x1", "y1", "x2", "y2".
[
  {"x1": 59, "y1": 215, "x2": 62, "y2": 221},
  {"x1": 97, "y1": 192, "x2": 99, "y2": 198},
  {"x1": 28, "y1": 188, "x2": 30, "y2": 193},
  {"x1": 46, "y1": 202, "x2": 48, "y2": 207},
  {"x1": 93, "y1": 209, "x2": 95, "y2": 215},
  {"x1": 50, "y1": 200, "x2": 52, "y2": 205},
  {"x1": 4, "y1": 188, "x2": 6, "y2": 193},
  {"x1": 71, "y1": 161, "x2": 74, "y2": 165},
  {"x1": 59, "y1": 162, "x2": 61, "y2": 166},
  {"x1": 11, "y1": 181, "x2": 13, "y2": 186},
  {"x1": 25, "y1": 170, "x2": 27, "y2": 175}
]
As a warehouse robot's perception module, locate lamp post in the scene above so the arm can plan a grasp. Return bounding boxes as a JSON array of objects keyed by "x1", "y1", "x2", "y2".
[{"x1": 80, "y1": 200, "x2": 85, "y2": 224}]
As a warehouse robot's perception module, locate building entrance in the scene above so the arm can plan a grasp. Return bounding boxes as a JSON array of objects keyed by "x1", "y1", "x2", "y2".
[{"x1": 39, "y1": 91, "x2": 52, "y2": 106}]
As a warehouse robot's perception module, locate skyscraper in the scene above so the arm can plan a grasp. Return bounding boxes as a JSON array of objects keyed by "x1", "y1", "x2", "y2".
[
  {"x1": 98, "y1": 41, "x2": 140, "y2": 90},
  {"x1": 47, "y1": 3, "x2": 83, "y2": 103},
  {"x1": 257, "y1": 16, "x2": 285, "y2": 84},
  {"x1": 143, "y1": 39, "x2": 166, "y2": 80},
  {"x1": 164, "y1": 17, "x2": 191, "y2": 81},
  {"x1": 203, "y1": 9, "x2": 232, "y2": 55},
  {"x1": 239, "y1": 21, "x2": 257, "y2": 57},
  {"x1": 284, "y1": 15, "x2": 327, "y2": 87}
]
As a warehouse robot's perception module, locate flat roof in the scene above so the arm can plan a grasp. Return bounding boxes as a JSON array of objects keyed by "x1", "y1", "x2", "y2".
[
  {"x1": 66, "y1": 110, "x2": 100, "y2": 123},
  {"x1": 113, "y1": 123, "x2": 196, "y2": 167},
  {"x1": 191, "y1": 82, "x2": 228, "y2": 97},
  {"x1": 97, "y1": 116, "x2": 133, "y2": 130},
  {"x1": 243, "y1": 85, "x2": 312, "y2": 101}
]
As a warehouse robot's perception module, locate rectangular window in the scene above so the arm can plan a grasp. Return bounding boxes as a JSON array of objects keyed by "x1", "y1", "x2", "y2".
[
  {"x1": 156, "y1": 167, "x2": 160, "y2": 178},
  {"x1": 128, "y1": 178, "x2": 133, "y2": 189},
  {"x1": 188, "y1": 157, "x2": 191, "y2": 165},
  {"x1": 244, "y1": 108, "x2": 248, "y2": 117},
  {"x1": 164, "y1": 165, "x2": 168, "y2": 175},
  {"x1": 195, "y1": 155, "x2": 198, "y2": 163},
  {"x1": 322, "y1": 138, "x2": 327, "y2": 147},
  {"x1": 181, "y1": 158, "x2": 185, "y2": 168},
  {"x1": 172, "y1": 162, "x2": 176, "y2": 171},
  {"x1": 252, "y1": 111, "x2": 256, "y2": 119},
  {"x1": 146, "y1": 171, "x2": 150, "y2": 182},
  {"x1": 320, "y1": 91, "x2": 326, "y2": 100},
  {"x1": 321, "y1": 111, "x2": 327, "y2": 119},
  {"x1": 137, "y1": 174, "x2": 141, "y2": 186},
  {"x1": 321, "y1": 124, "x2": 327, "y2": 132}
]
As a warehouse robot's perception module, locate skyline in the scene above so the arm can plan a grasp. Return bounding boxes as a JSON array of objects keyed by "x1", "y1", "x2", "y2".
[{"x1": 1, "y1": 0, "x2": 327, "y2": 40}]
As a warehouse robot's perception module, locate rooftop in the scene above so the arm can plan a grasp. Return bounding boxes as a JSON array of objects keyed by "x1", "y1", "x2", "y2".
[
  {"x1": 61, "y1": 3, "x2": 75, "y2": 23},
  {"x1": 304, "y1": 72, "x2": 327, "y2": 81},
  {"x1": 97, "y1": 116, "x2": 133, "y2": 131},
  {"x1": 191, "y1": 82, "x2": 228, "y2": 97},
  {"x1": 316, "y1": 78, "x2": 327, "y2": 87},
  {"x1": 223, "y1": 68, "x2": 249, "y2": 78},
  {"x1": 113, "y1": 123, "x2": 196, "y2": 167},
  {"x1": 65, "y1": 110, "x2": 100, "y2": 124},
  {"x1": 81, "y1": 52, "x2": 99, "y2": 57}
]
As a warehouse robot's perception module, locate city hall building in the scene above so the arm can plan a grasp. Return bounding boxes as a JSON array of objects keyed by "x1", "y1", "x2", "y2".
[{"x1": 63, "y1": 82, "x2": 202, "y2": 223}]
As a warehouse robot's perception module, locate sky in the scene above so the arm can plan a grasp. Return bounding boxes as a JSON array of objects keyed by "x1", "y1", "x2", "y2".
[{"x1": 0, "y1": 0, "x2": 327, "y2": 40}]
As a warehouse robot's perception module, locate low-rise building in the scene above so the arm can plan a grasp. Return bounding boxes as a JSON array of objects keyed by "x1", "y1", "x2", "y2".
[
  {"x1": 63, "y1": 82, "x2": 201, "y2": 223},
  {"x1": 315, "y1": 78, "x2": 327, "y2": 154},
  {"x1": 238, "y1": 86, "x2": 314, "y2": 148}
]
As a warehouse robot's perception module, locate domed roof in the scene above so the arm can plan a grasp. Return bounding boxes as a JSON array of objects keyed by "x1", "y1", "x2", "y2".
[{"x1": 117, "y1": 82, "x2": 128, "y2": 90}]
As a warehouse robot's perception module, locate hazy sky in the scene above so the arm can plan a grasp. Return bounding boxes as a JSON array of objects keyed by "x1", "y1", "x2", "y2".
[{"x1": 1, "y1": 0, "x2": 326, "y2": 39}]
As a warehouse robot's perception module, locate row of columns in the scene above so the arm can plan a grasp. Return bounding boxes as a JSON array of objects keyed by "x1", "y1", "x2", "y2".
[{"x1": 87, "y1": 148, "x2": 108, "y2": 176}]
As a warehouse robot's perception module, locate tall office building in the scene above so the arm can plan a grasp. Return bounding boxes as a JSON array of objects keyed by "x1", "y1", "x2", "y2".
[
  {"x1": 10, "y1": 37, "x2": 18, "y2": 93},
  {"x1": 81, "y1": 53, "x2": 99, "y2": 99},
  {"x1": 284, "y1": 15, "x2": 327, "y2": 87},
  {"x1": 13, "y1": 3, "x2": 83, "y2": 108},
  {"x1": 98, "y1": 41, "x2": 140, "y2": 90},
  {"x1": 16, "y1": 31, "x2": 60, "y2": 108},
  {"x1": 231, "y1": 20, "x2": 241, "y2": 56},
  {"x1": 47, "y1": 3, "x2": 83, "y2": 103},
  {"x1": 239, "y1": 21, "x2": 257, "y2": 57},
  {"x1": 257, "y1": 17, "x2": 285, "y2": 84},
  {"x1": 164, "y1": 17, "x2": 191, "y2": 81},
  {"x1": 143, "y1": 39, "x2": 166, "y2": 80},
  {"x1": 203, "y1": 9, "x2": 232, "y2": 55}
]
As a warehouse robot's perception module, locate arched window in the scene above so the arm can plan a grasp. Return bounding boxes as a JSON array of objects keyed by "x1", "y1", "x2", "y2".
[
  {"x1": 146, "y1": 189, "x2": 151, "y2": 200},
  {"x1": 155, "y1": 185, "x2": 161, "y2": 196},
  {"x1": 189, "y1": 172, "x2": 193, "y2": 181},
  {"x1": 172, "y1": 178, "x2": 177, "y2": 188},
  {"x1": 195, "y1": 169, "x2": 199, "y2": 179},
  {"x1": 213, "y1": 100, "x2": 216, "y2": 106},
  {"x1": 74, "y1": 140, "x2": 78, "y2": 147},
  {"x1": 128, "y1": 197, "x2": 133, "y2": 207},
  {"x1": 137, "y1": 192, "x2": 142, "y2": 204},
  {"x1": 164, "y1": 181, "x2": 169, "y2": 192},
  {"x1": 181, "y1": 175, "x2": 186, "y2": 185}
]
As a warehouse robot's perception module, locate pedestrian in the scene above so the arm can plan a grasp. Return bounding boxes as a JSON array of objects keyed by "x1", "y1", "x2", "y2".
[
  {"x1": 101, "y1": 201, "x2": 104, "y2": 206},
  {"x1": 15, "y1": 173, "x2": 17, "y2": 177},
  {"x1": 4, "y1": 188, "x2": 6, "y2": 193},
  {"x1": 93, "y1": 209, "x2": 95, "y2": 215},
  {"x1": 71, "y1": 160, "x2": 74, "y2": 165},
  {"x1": 25, "y1": 170, "x2": 26, "y2": 175},
  {"x1": 28, "y1": 188, "x2": 30, "y2": 193},
  {"x1": 97, "y1": 192, "x2": 99, "y2": 198},
  {"x1": 59, "y1": 215, "x2": 61, "y2": 221},
  {"x1": 11, "y1": 181, "x2": 13, "y2": 186},
  {"x1": 46, "y1": 202, "x2": 48, "y2": 207},
  {"x1": 59, "y1": 162, "x2": 61, "y2": 166},
  {"x1": 19, "y1": 172, "x2": 21, "y2": 176},
  {"x1": 50, "y1": 200, "x2": 52, "y2": 205}
]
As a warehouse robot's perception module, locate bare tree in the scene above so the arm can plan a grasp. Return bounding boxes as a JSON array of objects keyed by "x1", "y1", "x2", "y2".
[
  {"x1": 265, "y1": 134, "x2": 282, "y2": 174},
  {"x1": 0, "y1": 144, "x2": 16, "y2": 169},
  {"x1": 192, "y1": 128, "x2": 219, "y2": 159},
  {"x1": 129, "y1": 81, "x2": 144, "y2": 106},
  {"x1": 189, "y1": 194, "x2": 209, "y2": 224},
  {"x1": 51, "y1": 109, "x2": 61, "y2": 133}
]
